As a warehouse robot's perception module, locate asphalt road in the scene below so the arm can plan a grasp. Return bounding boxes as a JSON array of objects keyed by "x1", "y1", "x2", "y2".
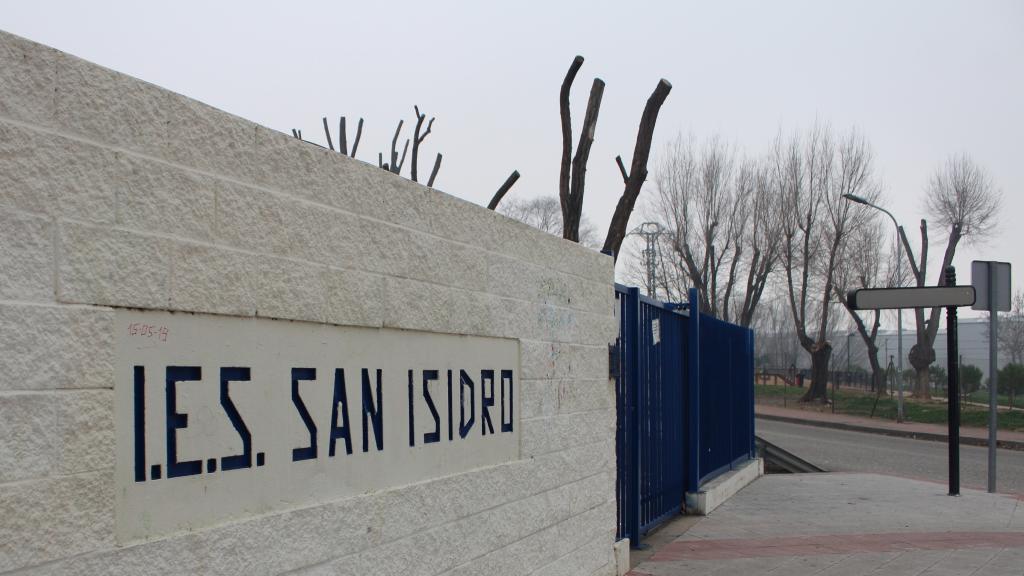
[{"x1": 756, "y1": 418, "x2": 1024, "y2": 496}]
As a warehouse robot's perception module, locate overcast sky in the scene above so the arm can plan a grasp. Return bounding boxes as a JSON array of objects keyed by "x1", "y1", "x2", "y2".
[{"x1": 4, "y1": 0, "x2": 1021, "y2": 320}]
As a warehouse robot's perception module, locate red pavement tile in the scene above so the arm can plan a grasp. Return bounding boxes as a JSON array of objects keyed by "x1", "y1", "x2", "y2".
[{"x1": 649, "y1": 531, "x2": 1024, "y2": 561}]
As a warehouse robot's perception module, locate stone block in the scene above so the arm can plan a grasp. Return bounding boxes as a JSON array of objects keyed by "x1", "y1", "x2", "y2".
[
  {"x1": 0, "y1": 392, "x2": 55, "y2": 482},
  {"x1": 403, "y1": 185, "x2": 504, "y2": 249},
  {"x1": 519, "y1": 379, "x2": 558, "y2": 419},
  {"x1": 119, "y1": 156, "x2": 217, "y2": 241},
  {"x1": 160, "y1": 97, "x2": 259, "y2": 183},
  {"x1": 0, "y1": 302, "x2": 114, "y2": 391},
  {"x1": 440, "y1": 502, "x2": 613, "y2": 576},
  {"x1": 374, "y1": 440, "x2": 613, "y2": 545},
  {"x1": 169, "y1": 242, "x2": 259, "y2": 317},
  {"x1": 214, "y1": 180, "x2": 372, "y2": 271},
  {"x1": 253, "y1": 255, "x2": 326, "y2": 323},
  {"x1": 322, "y1": 266, "x2": 385, "y2": 328},
  {"x1": 0, "y1": 209, "x2": 53, "y2": 301},
  {"x1": 532, "y1": 529, "x2": 615, "y2": 576},
  {"x1": 520, "y1": 341, "x2": 609, "y2": 381},
  {"x1": 0, "y1": 30, "x2": 57, "y2": 125},
  {"x1": 57, "y1": 389, "x2": 114, "y2": 476},
  {"x1": 365, "y1": 222, "x2": 488, "y2": 292},
  {"x1": 0, "y1": 390, "x2": 113, "y2": 484},
  {"x1": 521, "y1": 409, "x2": 615, "y2": 457},
  {"x1": 0, "y1": 470, "x2": 115, "y2": 573},
  {"x1": 382, "y1": 276, "x2": 454, "y2": 334},
  {"x1": 251, "y1": 125, "x2": 380, "y2": 217},
  {"x1": 558, "y1": 378, "x2": 614, "y2": 414},
  {"x1": 58, "y1": 221, "x2": 172, "y2": 309},
  {"x1": 54, "y1": 50, "x2": 175, "y2": 160},
  {"x1": 312, "y1": 470, "x2": 611, "y2": 576},
  {"x1": 0, "y1": 122, "x2": 124, "y2": 226}
]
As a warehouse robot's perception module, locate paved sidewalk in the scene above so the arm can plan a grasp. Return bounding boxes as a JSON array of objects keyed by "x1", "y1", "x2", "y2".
[
  {"x1": 756, "y1": 404, "x2": 1024, "y2": 450},
  {"x1": 629, "y1": 473, "x2": 1024, "y2": 575}
]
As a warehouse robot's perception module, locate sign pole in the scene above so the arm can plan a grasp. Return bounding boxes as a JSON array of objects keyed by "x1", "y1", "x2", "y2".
[
  {"x1": 988, "y1": 264, "x2": 998, "y2": 493},
  {"x1": 946, "y1": 266, "x2": 960, "y2": 496}
]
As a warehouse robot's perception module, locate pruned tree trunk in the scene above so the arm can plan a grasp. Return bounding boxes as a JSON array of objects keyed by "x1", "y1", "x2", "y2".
[
  {"x1": 487, "y1": 171, "x2": 521, "y2": 210},
  {"x1": 559, "y1": 56, "x2": 584, "y2": 239},
  {"x1": 411, "y1": 105, "x2": 435, "y2": 182},
  {"x1": 427, "y1": 153, "x2": 442, "y2": 187},
  {"x1": 802, "y1": 343, "x2": 833, "y2": 403},
  {"x1": 602, "y1": 79, "x2": 672, "y2": 259},
  {"x1": 867, "y1": 344, "x2": 885, "y2": 393}
]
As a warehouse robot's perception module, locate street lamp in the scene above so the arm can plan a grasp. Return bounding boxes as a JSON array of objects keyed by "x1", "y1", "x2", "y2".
[{"x1": 842, "y1": 193, "x2": 905, "y2": 422}]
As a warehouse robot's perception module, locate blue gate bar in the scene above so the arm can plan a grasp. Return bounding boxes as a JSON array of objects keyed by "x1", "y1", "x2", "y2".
[
  {"x1": 614, "y1": 284, "x2": 753, "y2": 548},
  {"x1": 686, "y1": 287, "x2": 700, "y2": 492}
]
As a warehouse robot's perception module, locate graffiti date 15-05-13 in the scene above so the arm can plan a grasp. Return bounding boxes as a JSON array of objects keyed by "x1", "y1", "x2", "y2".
[{"x1": 131, "y1": 366, "x2": 515, "y2": 483}]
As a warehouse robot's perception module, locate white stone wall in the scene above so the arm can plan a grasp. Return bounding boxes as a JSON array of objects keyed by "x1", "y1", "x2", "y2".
[{"x1": 0, "y1": 30, "x2": 618, "y2": 575}]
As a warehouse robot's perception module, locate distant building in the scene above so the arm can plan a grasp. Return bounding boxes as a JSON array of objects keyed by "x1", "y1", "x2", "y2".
[{"x1": 847, "y1": 318, "x2": 1004, "y2": 381}]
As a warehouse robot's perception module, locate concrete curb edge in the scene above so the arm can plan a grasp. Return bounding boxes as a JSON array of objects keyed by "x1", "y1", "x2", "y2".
[{"x1": 756, "y1": 412, "x2": 1024, "y2": 452}]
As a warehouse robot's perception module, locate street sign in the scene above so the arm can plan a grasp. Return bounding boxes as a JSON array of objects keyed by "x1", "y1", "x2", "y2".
[
  {"x1": 972, "y1": 260, "x2": 1012, "y2": 494},
  {"x1": 971, "y1": 261, "x2": 1011, "y2": 311},
  {"x1": 847, "y1": 286, "x2": 976, "y2": 310}
]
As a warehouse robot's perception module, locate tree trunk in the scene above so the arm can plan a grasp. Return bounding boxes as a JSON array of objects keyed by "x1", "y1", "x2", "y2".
[
  {"x1": 908, "y1": 343, "x2": 934, "y2": 400},
  {"x1": 801, "y1": 343, "x2": 832, "y2": 403},
  {"x1": 867, "y1": 345, "x2": 884, "y2": 394},
  {"x1": 914, "y1": 368, "x2": 931, "y2": 399}
]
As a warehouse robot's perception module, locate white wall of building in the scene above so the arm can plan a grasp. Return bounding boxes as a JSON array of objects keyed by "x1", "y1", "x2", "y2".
[{"x1": 0, "y1": 29, "x2": 619, "y2": 575}]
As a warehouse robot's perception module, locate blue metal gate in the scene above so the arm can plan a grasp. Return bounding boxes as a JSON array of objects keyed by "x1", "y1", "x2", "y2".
[{"x1": 615, "y1": 285, "x2": 755, "y2": 546}]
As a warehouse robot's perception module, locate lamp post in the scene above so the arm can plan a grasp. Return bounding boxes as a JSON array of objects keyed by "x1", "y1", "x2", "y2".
[{"x1": 843, "y1": 193, "x2": 905, "y2": 422}]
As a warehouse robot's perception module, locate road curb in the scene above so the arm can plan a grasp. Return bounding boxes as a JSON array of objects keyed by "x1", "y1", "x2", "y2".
[{"x1": 755, "y1": 412, "x2": 1024, "y2": 452}]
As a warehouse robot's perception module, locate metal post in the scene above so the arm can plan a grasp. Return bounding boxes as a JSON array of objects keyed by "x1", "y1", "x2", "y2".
[
  {"x1": 624, "y1": 287, "x2": 642, "y2": 545},
  {"x1": 946, "y1": 266, "x2": 960, "y2": 496},
  {"x1": 988, "y1": 265, "x2": 998, "y2": 493},
  {"x1": 686, "y1": 288, "x2": 700, "y2": 496},
  {"x1": 896, "y1": 237, "x2": 904, "y2": 422}
]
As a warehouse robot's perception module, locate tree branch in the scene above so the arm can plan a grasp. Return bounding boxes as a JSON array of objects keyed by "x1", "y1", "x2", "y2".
[
  {"x1": 393, "y1": 139, "x2": 410, "y2": 175},
  {"x1": 339, "y1": 117, "x2": 348, "y2": 155},
  {"x1": 602, "y1": 79, "x2": 673, "y2": 259},
  {"x1": 487, "y1": 170, "x2": 521, "y2": 210},
  {"x1": 411, "y1": 105, "x2": 435, "y2": 182},
  {"x1": 427, "y1": 153, "x2": 442, "y2": 187},
  {"x1": 559, "y1": 56, "x2": 584, "y2": 237},
  {"x1": 615, "y1": 155, "x2": 629, "y2": 183},
  {"x1": 322, "y1": 117, "x2": 334, "y2": 151},
  {"x1": 351, "y1": 118, "x2": 363, "y2": 158},
  {"x1": 565, "y1": 78, "x2": 605, "y2": 241},
  {"x1": 390, "y1": 120, "x2": 404, "y2": 171}
]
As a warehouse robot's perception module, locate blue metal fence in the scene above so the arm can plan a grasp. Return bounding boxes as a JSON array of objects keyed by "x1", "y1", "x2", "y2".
[{"x1": 615, "y1": 285, "x2": 755, "y2": 546}]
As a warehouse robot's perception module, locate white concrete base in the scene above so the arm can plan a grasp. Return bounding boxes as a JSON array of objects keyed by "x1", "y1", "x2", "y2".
[
  {"x1": 613, "y1": 539, "x2": 630, "y2": 576},
  {"x1": 685, "y1": 458, "x2": 763, "y2": 515}
]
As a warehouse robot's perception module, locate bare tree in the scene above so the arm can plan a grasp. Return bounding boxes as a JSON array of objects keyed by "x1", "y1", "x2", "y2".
[
  {"x1": 558, "y1": 56, "x2": 605, "y2": 242},
  {"x1": 779, "y1": 125, "x2": 882, "y2": 403},
  {"x1": 980, "y1": 290, "x2": 1024, "y2": 365},
  {"x1": 649, "y1": 135, "x2": 782, "y2": 326},
  {"x1": 385, "y1": 120, "x2": 410, "y2": 175},
  {"x1": 295, "y1": 116, "x2": 364, "y2": 158},
  {"x1": 551, "y1": 55, "x2": 671, "y2": 252},
  {"x1": 410, "y1": 105, "x2": 439, "y2": 184},
  {"x1": 834, "y1": 219, "x2": 901, "y2": 392},
  {"x1": 751, "y1": 293, "x2": 803, "y2": 370},
  {"x1": 499, "y1": 195, "x2": 600, "y2": 249},
  {"x1": 900, "y1": 155, "x2": 1001, "y2": 399},
  {"x1": 602, "y1": 79, "x2": 672, "y2": 259}
]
